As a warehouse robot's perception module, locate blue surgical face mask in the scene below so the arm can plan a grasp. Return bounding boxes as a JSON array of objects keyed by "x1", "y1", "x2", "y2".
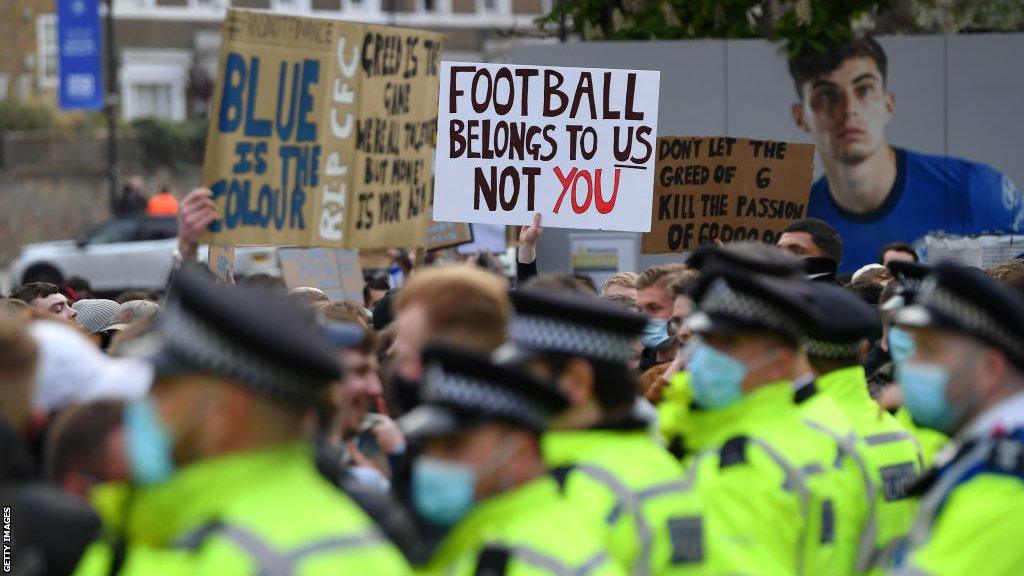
[
  {"x1": 888, "y1": 327, "x2": 916, "y2": 366},
  {"x1": 641, "y1": 318, "x2": 672, "y2": 350},
  {"x1": 688, "y1": 342, "x2": 749, "y2": 410},
  {"x1": 124, "y1": 398, "x2": 176, "y2": 486},
  {"x1": 899, "y1": 361, "x2": 965, "y2": 432},
  {"x1": 411, "y1": 456, "x2": 476, "y2": 527}
]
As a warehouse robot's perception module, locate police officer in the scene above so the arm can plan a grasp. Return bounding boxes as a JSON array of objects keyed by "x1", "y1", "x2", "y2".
[
  {"x1": 699, "y1": 252, "x2": 882, "y2": 576},
  {"x1": 890, "y1": 263, "x2": 1024, "y2": 575},
  {"x1": 675, "y1": 263, "x2": 864, "y2": 575},
  {"x1": 803, "y1": 282, "x2": 923, "y2": 574},
  {"x1": 73, "y1": 265, "x2": 411, "y2": 575},
  {"x1": 503, "y1": 288, "x2": 694, "y2": 575},
  {"x1": 883, "y1": 261, "x2": 950, "y2": 465},
  {"x1": 399, "y1": 343, "x2": 622, "y2": 576}
]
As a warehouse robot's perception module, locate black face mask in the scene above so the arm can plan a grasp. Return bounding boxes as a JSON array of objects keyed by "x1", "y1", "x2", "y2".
[
  {"x1": 638, "y1": 347, "x2": 666, "y2": 373},
  {"x1": 804, "y1": 256, "x2": 839, "y2": 281},
  {"x1": 388, "y1": 373, "x2": 422, "y2": 417}
]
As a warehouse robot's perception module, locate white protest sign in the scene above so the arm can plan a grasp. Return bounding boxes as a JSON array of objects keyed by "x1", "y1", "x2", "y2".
[{"x1": 434, "y1": 62, "x2": 660, "y2": 232}]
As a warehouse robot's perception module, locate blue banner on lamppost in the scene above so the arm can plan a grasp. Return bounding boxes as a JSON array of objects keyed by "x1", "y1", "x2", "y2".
[{"x1": 57, "y1": 0, "x2": 104, "y2": 110}]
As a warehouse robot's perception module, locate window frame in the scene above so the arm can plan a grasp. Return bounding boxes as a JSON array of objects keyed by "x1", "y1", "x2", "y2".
[{"x1": 37, "y1": 14, "x2": 59, "y2": 90}]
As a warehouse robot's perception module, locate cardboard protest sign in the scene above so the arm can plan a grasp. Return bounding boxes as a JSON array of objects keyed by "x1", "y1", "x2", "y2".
[
  {"x1": 425, "y1": 221, "x2": 473, "y2": 251},
  {"x1": 359, "y1": 248, "x2": 391, "y2": 270},
  {"x1": 208, "y1": 243, "x2": 235, "y2": 283},
  {"x1": 202, "y1": 9, "x2": 444, "y2": 249},
  {"x1": 642, "y1": 137, "x2": 814, "y2": 254},
  {"x1": 279, "y1": 247, "x2": 364, "y2": 301},
  {"x1": 433, "y1": 62, "x2": 660, "y2": 232}
]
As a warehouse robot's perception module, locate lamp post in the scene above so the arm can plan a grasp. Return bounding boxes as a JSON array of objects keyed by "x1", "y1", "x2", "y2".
[{"x1": 104, "y1": 0, "x2": 119, "y2": 214}]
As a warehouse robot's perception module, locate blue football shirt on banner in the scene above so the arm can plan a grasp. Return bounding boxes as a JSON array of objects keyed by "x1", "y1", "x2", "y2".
[{"x1": 808, "y1": 148, "x2": 1024, "y2": 273}]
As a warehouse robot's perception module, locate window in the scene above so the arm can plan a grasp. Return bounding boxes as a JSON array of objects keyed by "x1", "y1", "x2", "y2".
[
  {"x1": 37, "y1": 14, "x2": 58, "y2": 89},
  {"x1": 17, "y1": 75, "x2": 33, "y2": 100},
  {"x1": 131, "y1": 84, "x2": 174, "y2": 119},
  {"x1": 88, "y1": 219, "x2": 140, "y2": 244},
  {"x1": 271, "y1": 0, "x2": 304, "y2": 10},
  {"x1": 139, "y1": 217, "x2": 179, "y2": 241},
  {"x1": 120, "y1": 50, "x2": 190, "y2": 120}
]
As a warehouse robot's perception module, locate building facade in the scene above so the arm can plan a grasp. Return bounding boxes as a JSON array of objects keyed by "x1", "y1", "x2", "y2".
[{"x1": 9, "y1": 0, "x2": 555, "y2": 120}]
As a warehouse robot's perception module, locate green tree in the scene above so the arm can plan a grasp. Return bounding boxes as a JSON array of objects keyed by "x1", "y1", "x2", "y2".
[
  {"x1": 539, "y1": 0, "x2": 892, "y2": 55},
  {"x1": 538, "y1": 0, "x2": 1023, "y2": 52},
  {"x1": 909, "y1": 0, "x2": 1024, "y2": 33}
]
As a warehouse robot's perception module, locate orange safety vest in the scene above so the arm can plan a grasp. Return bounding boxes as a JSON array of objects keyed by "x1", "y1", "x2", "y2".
[{"x1": 147, "y1": 192, "x2": 179, "y2": 216}]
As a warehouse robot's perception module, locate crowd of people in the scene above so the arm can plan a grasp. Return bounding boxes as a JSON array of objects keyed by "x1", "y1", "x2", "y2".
[{"x1": 2, "y1": 180, "x2": 1023, "y2": 576}]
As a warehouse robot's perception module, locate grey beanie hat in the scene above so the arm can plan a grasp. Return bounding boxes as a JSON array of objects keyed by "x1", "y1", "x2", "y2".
[{"x1": 72, "y1": 298, "x2": 120, "y2": 333}]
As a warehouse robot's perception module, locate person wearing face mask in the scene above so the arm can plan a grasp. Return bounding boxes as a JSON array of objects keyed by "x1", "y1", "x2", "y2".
[
  {"x1": 889, "y1": 263, "x2": 1024, "y2": 576},
  {"x1": 675, "y1": 263, "x2": 870, "y2": 575},
  {"x1": 657, "y1": 243, "x2": 813, "y2": 457},
  {"x1": 399, "y1": 343, "x2": 622, "y2": 576},
  {"x1": 635, "y1": 264, "x2": 688, "y2": 372},
  {"x1": 501, "y1": 288, "x2": 697, "y2": 575},
  {"x1": 801, "y1": 282, "x2": 923, "y2": 574},
  {"x1": 879, "y1": 261, "x2": 950, "y2": 466},
  {"x1": 72, "y1": 265, "x2": 411, "y2": 576},
  {"x1": 683, "y1": 244, "x2": 873, "y2": 573}
]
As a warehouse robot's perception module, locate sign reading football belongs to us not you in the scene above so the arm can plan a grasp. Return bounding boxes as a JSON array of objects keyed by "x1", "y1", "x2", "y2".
[{"x1": 433, "y1": 62, "x2": 660, "y2": 232}]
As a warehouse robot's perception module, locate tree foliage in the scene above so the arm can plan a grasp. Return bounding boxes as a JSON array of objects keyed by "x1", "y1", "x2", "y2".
[
  {"x1": 911, "y1": 0, "x2": 1024, "y2": 34},
  {"x1": 538, "y1": 0, "x2": 1023, "y2": 55},
  {"x1": 539, "y1": 0, "x2": 891, "y2": 55}
]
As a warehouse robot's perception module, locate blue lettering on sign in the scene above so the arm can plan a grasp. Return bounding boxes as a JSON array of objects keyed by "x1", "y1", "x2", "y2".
[
  {"x1": 244, "y1": 58, "x2": 273, "y2": 137},
  {"x1": 216, "y1": 53, "x2": 320, "y2": 141},
  {"x1": 297, "y1": 59, "x2": 320, "y2": 142},
  {"x1": 208, "y1": 144, "x2": 321, "y2": 232},
  {"x1": 210, "y1": 53, "x2": 323, "y2": 235},
  {"x1": 219, "y1": 53, "x2": 247, "y2": 133},
  {"x1": 276, "y1": 62, "x2": 300, "y2": 141}
]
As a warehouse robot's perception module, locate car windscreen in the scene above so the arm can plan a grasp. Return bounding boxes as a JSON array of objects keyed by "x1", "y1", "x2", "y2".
[
  {"x1": 87, "y1": 218, "x2": 140, "y2": 244},
  {"x1": 139, "y1": 217, "x2": 178, "y2": 241}
]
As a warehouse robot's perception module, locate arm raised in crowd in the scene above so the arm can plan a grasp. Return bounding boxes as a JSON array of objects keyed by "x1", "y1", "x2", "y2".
[
  {"x1": 516, "y1": 213, "x2": 543, "y2": 286},
  {"x1": 176, "y1": 188, "x2": 218, "y2": 263}
]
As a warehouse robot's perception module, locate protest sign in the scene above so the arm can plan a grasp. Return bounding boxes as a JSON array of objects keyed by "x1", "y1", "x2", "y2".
[
  {"x1": 569, "y1": 234, "x2": 637, "y2": 290},
  {"x1": 924, "y1": 234, "x2": 1024, "y2": 269},
  {"x1": 642, "y1": 137, "x2": 814, "y2": 254},
  {"x1": 456, "y1": 224, "x2": 507, "y2": 255},
  {"x1": 433, "y1": 62, "x2": 660, "y2": 232},
  {"x1": 359, "y1": 248, "x2": 391, "y2": 270},
  {"x1": 425, "y1": 221, "x2": 473, "y2": 251},
  {"x1": 208, "y1": 243, "x2": 235, "y2": 283},
  {"x1": 202, "y1": 9, "x2": 444, "y2": 249},
  {"x1": 279, "y1": 247, "x2": 364, "y2": 301}
]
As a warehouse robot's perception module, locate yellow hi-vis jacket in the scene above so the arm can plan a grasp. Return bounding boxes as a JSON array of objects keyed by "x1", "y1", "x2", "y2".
[{"x1": 73, "y1": 442, "x2": 411, "y2": 576}]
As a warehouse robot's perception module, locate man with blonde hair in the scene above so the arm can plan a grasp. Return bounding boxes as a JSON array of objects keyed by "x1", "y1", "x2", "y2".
[
  {"x1": 635, "y1": 263, "x2": 688, "y2": 370},
  {"x1": 389, "y1": 265, "x2": 509, "y2": 414},
  {"x1": 601, "y1": 272, "x2": 640, "y2": 299}
]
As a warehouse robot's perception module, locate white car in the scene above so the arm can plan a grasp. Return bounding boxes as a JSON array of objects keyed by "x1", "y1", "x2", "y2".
[{"x1": 10, "y1": 216, "x2": 279, "y2": 293}]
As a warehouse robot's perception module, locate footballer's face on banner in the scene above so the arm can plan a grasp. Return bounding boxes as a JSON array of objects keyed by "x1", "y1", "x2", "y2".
[{"x1": 792, "y1": 56, "x2": 895, "y2": 165}]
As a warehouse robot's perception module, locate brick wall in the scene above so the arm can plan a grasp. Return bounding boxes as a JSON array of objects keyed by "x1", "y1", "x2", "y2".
[
  {"x1": 0, "y1": 132, "x2": 201, "y2": 266},
  {"x1": 0, "y1": 0, "x2": 54, "y2": 98}
]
